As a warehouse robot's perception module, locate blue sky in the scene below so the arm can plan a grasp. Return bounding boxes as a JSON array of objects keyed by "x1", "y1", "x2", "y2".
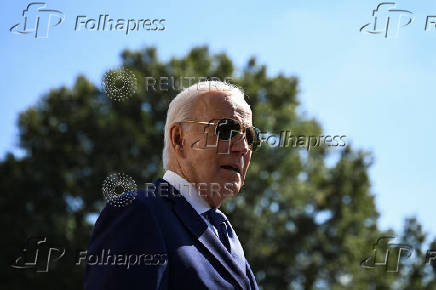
[{"x1": 1, "y1": 0, "x2": 436, "y2": 239}]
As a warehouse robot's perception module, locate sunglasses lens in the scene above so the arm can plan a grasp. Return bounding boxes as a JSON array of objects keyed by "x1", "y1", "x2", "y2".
[
  {"x1": 216, "y1": 119, "x2": 240, "y2": 140},
  {"x1": 246, "y1": 127, "x2": 261, "y2": 151},
  {"x1": 215, "y1": 119, "x2": 261, "y2": 151},
  {"x1": 245, "y1": 127, "x2": 254, "y2": 145}
]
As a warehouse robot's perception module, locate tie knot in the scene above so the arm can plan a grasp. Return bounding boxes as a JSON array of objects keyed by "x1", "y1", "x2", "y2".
[{"x1": 204, "y1": 208, "x2": 227, "y2": 227}]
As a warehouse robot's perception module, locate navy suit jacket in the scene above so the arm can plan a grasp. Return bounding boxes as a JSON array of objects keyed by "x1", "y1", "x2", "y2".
[{"x1": 84, "y1": 178, "x2": 259, "y2": 290}]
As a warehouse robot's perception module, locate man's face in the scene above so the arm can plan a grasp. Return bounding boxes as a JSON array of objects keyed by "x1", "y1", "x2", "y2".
[{"x1": 177, "y1": 91, "x2": 253, "y2": 207}]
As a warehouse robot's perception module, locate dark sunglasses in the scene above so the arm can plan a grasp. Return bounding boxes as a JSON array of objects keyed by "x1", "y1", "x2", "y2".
[{"x1": 179, "y1": 118, "x2": 262, "y2": 151}]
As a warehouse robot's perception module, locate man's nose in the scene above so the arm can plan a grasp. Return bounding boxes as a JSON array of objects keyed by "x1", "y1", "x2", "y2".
[{"x1": 231, "y1": 132, "x2": 249, "y2": 154}]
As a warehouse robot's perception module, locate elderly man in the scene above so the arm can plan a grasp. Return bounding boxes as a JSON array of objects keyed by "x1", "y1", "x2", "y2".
[{"x1": 85, "y1": 81, "x2": 260, "y2": 289}]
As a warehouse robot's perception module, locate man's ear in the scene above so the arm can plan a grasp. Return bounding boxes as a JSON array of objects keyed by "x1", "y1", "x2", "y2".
[{"x1": 170, "y1": 124, "x2": 186, "y2": 156}]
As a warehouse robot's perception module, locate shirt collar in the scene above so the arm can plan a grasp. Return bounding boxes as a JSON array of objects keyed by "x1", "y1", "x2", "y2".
[{"x1": 162, "y1": 170, "x2": 211, "y2": 214}]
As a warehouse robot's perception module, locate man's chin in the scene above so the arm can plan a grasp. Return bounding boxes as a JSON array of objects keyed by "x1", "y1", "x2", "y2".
[{"x1": 221, "y1": 181, "x2": 240, "y2": 197}]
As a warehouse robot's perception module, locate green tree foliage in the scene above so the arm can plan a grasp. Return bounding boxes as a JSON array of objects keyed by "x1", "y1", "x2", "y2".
[{"x1": 1, "y1": 46, "x2": 434, "y2": 289}]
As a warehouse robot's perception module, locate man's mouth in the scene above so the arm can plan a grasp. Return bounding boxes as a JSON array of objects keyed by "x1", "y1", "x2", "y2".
[{"x1": 220, "y1": 165, "x2": 240, "y2": 174}]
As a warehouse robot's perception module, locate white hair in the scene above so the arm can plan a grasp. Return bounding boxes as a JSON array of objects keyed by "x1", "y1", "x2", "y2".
[{"x1": 162, "y1": 80, "x2": 249, "y2": 170}]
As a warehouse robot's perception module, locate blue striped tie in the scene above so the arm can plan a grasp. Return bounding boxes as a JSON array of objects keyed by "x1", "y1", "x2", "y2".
[{"x1": 204, "y1": 208, "x2": 232, "y2": 253}]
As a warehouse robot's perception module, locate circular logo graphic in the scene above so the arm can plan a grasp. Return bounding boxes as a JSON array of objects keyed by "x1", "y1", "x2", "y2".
[
  {"x1": 101, "y1": 67, "x2": 137, "y2": 102},
  {"x1": 102, "y1": 172, "x2": 137, "y2": 207}
]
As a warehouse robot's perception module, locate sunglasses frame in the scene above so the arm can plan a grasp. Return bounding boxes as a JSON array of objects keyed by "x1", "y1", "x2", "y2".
[{"x1": 178, "y1": 118, "x2": 262, "y2": 151}]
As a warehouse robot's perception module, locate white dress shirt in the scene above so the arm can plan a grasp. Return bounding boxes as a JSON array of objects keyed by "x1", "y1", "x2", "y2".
[{"x1": 162, "y1": 170, "x2": 246, "y2": 269}]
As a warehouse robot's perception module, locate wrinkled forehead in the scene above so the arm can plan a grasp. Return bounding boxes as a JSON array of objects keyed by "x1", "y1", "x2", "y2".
[{"x1": 193, "y1": 91, "x2": 252, "y2": 126}]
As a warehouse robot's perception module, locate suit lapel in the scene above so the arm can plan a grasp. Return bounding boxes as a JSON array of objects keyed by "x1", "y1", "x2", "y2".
[
  {"x1": 245, "y1": 259, "x2": 259, "y2": 290},
  {"x1": 154, "y1": 179, "x2": 250, "y2": 289},
  {"x1": 227, "y1": 224, "x2": 248, "y2": 275}
]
